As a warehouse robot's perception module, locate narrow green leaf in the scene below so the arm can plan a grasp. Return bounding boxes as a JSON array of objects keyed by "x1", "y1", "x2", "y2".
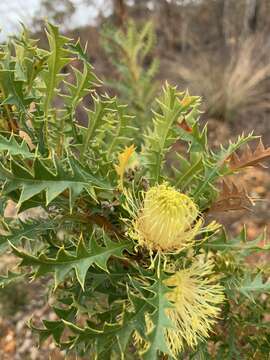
[{"x1": 42, "y1": 23, "x2": 72, "y2": 117}]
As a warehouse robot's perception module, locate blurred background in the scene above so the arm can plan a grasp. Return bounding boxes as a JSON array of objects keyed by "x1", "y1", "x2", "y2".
[
  {"x1": 2, "y1": 0, "x2": 270, "y2": 138},
  {"x1": 0, "y1": 1, "x2": 270, "y2": 359}
]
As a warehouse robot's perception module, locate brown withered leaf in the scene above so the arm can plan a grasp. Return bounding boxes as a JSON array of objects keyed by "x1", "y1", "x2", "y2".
[
  {"x1": 228, "y1": 139, "x2": 270, "y2": 170},
  {"x1": 177, "y1": 118, "x2": 192, "y2": 132},
  {"x1": 210, "y1": 180, "x2": 254, "y2": 213}
]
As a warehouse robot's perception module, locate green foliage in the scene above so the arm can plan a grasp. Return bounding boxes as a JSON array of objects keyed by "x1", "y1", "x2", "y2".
[
  {"x1": 0, "y1": 218, "x2": 56, "y2": 252},
  {"x1": 143, "y1": 87, "x2": 200, "y2": 184},
  {"x1": 0, "y1": 270, "x2": 25, "y2": 288},
  {"x1": 0, "y1": 134, "x2": 34, "y2": 157},
  {"x1": 12, "y1": 234, "x2": 131, "y2": 290},
  {"x1": 141, "y1": 274, "x2": 175, "y2": 359},
  {"x1": 238, "y1": 273, "x2": 270, "y2": 301},
  {"x1": 0, "y1": 23, "x2": 269, "y2": 359},
  {"x1": 102, "y1": 20, "x2": 159, "y2": 135},
  {"x1": 0, "y1": 156, "x2": 109, "y2": 210}
]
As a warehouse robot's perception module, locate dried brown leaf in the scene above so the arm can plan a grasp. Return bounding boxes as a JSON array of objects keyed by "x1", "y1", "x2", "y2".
[
  {"x1": 210, "y1": 179, "x2": 254, "y2": 213},
  {"x1": 228, "y1": 139, "x2": 270, "y2": 170},
  {"x1": 177, "y1": 118, "x2": 192, "y2": 133}
]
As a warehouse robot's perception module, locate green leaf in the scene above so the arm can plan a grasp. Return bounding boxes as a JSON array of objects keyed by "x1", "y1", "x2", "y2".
[
  {"x1": 143, "y1": 84, "x2": 200, "y2": 183},
  {"x1": 12, "y1": 235, "x2": 131, "y2": 290},
  {"x1": 42, "y1": 23, "x2": 72, "y2": 117},
  {"x1": 0, "y1": 270, "x2": 25, "y2": 288},
  {"x1": 0, "y1": 65, "x2": 28, "y2": 112},
  {"x1": 141, "y1": 275, "x2": 175, "y2": 360},
  {"x1": 103, "y1": 98, "x2": 136, "y2": 158},
  {"x1": 13, "y1": 27, "x2": 37, "y2": 81},
  {"x1": 101, "y1": 20, "x2": 158, "y2": 133},
  {"x1": 192, "y1": 133, "x2": 255, "y2": 202},
  {"x1": 204, "y1": 227, "x2": 270, "y2": 256},
  {"x1": 62, "y1": 319, "x2": 111, "y2": 355},
  {"x1": 78, "y1": 94, "x2": 135, "y2": 160},
  {"x1": 189, "y1": 342, "x2": 212, "y2": 360},
  {"x1": 62, "y1": 40, "x2": 98, "y2": 114},
  {"x1": 0, "y1": 134, "x2": 34, "y2": 157},
  {"x1": 238, "y1": 273, "x2": 270, "y2": 302},
  {"x1": 0, "y1": 218, "x2": 55, "y2": 253},
  {"x1": 78, "y1": 94, "x2": 111, "y2": 159},
  {"x1": 63, "y1": 63, "x2": 95, "y2": 109},
  {"x1": 174, "y1": 153, "x2": 204, "y2": 189},
  {"x1": 30, "y1": 319, "x2": 65, "y2": 344},
  {"x1": 0, "y1": 156, "x2": 110, "y2": 210},
  {"x1": 116, "y1": 291, "x2": 151, "y2": 354},
  {"x1": 30, "y1": 300, "x2": 77, "y2": 345}
]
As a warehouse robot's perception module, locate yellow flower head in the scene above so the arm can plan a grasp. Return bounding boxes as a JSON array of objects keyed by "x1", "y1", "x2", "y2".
[
  {"x1": 133, "y1": 183, "x2": 203, "y2": 252},
  {"x1": 164, "y1": 260, "x2": 224, "y2": 356}
]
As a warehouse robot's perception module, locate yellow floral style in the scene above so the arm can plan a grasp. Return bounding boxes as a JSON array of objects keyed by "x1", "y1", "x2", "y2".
[{"x1": 164, "y1": 260, "x2": 224, "y2": 356}]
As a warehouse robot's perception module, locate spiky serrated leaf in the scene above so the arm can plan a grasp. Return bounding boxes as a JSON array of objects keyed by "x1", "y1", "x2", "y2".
[
  {"x1": 0, "y1": 270, "x2": 25, "y2": 288},
  {"x1": 238, "y1": 274, "x2": 270, "y2": 301},
  {"x1": 30, "y1": 319, "x2": 65, "y2": 344},
  {"x1": 62, "y1": 60, "x2": 97, "y2": 112},
  {"x1": 12, "y1": 236, "x2": 131, "y2": 290},
  {"x1": 0, "y1": 218, "x2": 55, "y2": 253},
  {"x1": 116, "y1": 291, "x2": 152, "y2": 354},
  {"x1": 204, "y1": 227, "x2": 269, "y2": 256},
  {"x1": 143, "y1": 83, "x2": 200, "y2": 183},
  {"x1": 42, "y1": 23, "x2": 72, "y2": 116},
  {"x1": 209, "y1": 179, "x2": 253, "y2": 212},
  {"x1": 229, "y1": 139, "x2": 270, "y2": 170},
  {"x1": 78, "y1": 94, "x2": 135, "y2": 160},
  {"x1": 0, "y1": 65, "x2": 28, "y2": 112},
  {"x1": 0, "y1": 156, "x2": 110, "y2": 210},
  {"x1": 191, "y1": 132, "x2": 256, "y2": 207},
  {"x1": 0, "y1": 134, "x2": 34, "y2": 157},
  {"x1": 141, "y1": 275, "x2": 175, "y2": 360},
  {"x1": 174, "y1": 153, "x2": 204, "y2": 189},
  {"x1": 102, "y1": 20, "x2": 158, "y2": 133}
]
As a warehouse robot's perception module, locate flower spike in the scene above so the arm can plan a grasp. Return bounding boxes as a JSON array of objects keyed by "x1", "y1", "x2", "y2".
[
  {"x1": 131, "y1": 183, "x2": 218, "y2": 252},
  {"x1": 164, "y1": 260, "x2": 224, "y2": 355}
]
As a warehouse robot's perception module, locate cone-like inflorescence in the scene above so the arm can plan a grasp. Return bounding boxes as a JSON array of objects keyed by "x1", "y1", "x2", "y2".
[
  {"x1": 164, "y1": 260, "x2": 224, "y2": 356},
  {"x1": 134, "y1": 183, "x2": 203, "y2": 252}
]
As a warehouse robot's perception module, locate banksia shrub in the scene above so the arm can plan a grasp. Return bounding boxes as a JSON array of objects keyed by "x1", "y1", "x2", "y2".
[{"x1": 0, "y1": 24, "x2": 269, "y2": 359}]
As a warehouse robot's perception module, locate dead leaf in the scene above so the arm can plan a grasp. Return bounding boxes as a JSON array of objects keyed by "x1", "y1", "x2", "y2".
[
  {"x1": 178, "y1": 118, "x2": 192, "y2": 132},
  {"x1": 29, "y1": 102, "x2": 36, "y2": 113},
  {"x1": 210, "y1": 179, "x2": 254, "y2": 213},
  {"x1": 19, "y1": 130, "x2": 35, "y2": 150},
  {"x1": 228, "y1": 139, "x2": 270, "y2": 170}
]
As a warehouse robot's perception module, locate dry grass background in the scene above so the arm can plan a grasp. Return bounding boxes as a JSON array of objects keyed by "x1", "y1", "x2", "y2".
[{"x1": 176, "y1": 34, "x2": 270, "y2": 122}]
